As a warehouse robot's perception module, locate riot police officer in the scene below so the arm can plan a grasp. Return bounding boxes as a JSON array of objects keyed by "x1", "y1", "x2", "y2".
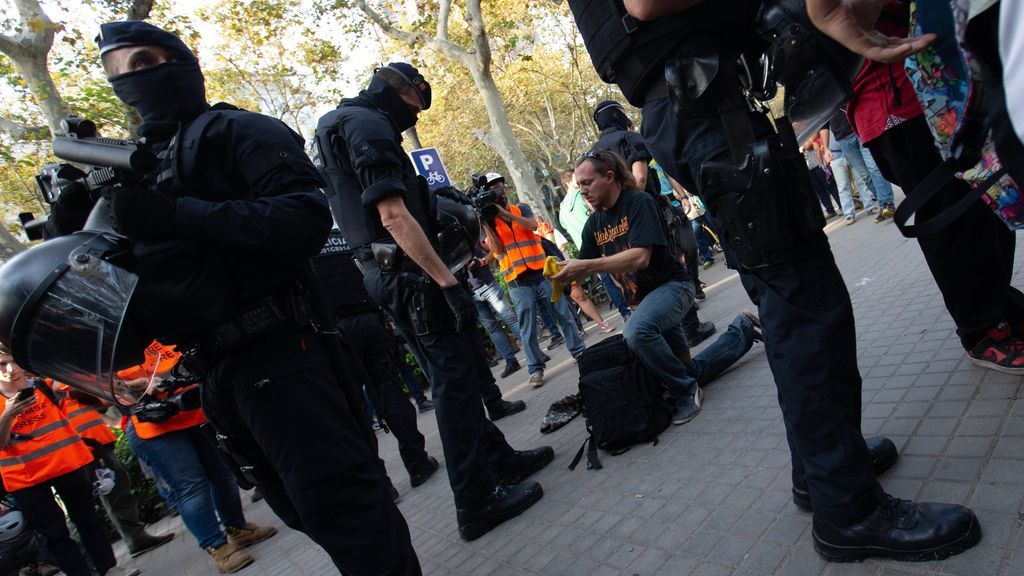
[
  {"x1": 312, "y1": 228, "x2": 441, "y2": 490},
  {"x1": 93, "y1": 22, "x2": 419, "y2": 574},
  {"x1": 568, "y1": 0, "x2": 980, "y2": 562},
  {"x1": 314, "y1": 63, "x2": 552, "y2": 541}
]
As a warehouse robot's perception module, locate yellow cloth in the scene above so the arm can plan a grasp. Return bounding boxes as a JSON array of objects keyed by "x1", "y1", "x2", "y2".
[{"x1": 543, "y1": 256, "x2": 565, "y2": 302}]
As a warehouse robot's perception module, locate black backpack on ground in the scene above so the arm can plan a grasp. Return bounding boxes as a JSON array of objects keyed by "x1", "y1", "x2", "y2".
[{"x1": 569, "y1": 334, "x2": 673, "y2": 470}]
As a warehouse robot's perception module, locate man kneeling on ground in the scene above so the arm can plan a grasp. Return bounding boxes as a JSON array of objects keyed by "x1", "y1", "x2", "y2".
[{"x1": 554, "y1": 150, "x2": 758, "y2": 424}]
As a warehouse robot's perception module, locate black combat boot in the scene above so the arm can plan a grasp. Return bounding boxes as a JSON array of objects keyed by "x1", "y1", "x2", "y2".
[
  {"x1": 793, "y1": 436, "x2": 898, "y2": 511},
  {"x1": 496, "y1": 446, "x2": 554, "y2": 485},
  {"x1": 457, "y1": 482, "x2": 544, "y2": 541},
  {"x1": 487, "y1": 399, "x2": 526, "y2": 421}
]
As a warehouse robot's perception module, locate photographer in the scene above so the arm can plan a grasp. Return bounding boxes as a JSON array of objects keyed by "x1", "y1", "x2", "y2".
[
  {"x1": 315, "y1": 64, "x2": 552, "y2": 542},
  {"x1": 118, "y1": 343, "x2": 275, "y2": 574},
  {"x1": 568, "y1": 0, "x2": 980, "y2": 562},
  {"x1": 478, "y1": 173, "x2": 586, "y2": 387}
]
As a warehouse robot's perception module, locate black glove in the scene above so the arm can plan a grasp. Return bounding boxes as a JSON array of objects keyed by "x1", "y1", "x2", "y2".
[
  {"x1": 442, "y1": 284, "x2": 477, "y2": 333},
  {"x1": 103, "y1": 185, "x2": 177, "y2": 239}
]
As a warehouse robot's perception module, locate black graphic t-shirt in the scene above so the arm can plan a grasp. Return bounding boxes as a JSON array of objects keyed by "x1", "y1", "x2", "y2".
[{"x1": 579, "y1": 189, "x2": 689, "y2": 307}]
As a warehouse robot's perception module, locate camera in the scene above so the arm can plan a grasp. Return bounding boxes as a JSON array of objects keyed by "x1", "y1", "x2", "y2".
[
  {"x1": 469, "y1": 173, "x2": 501, "y2": 220},
  {"x1": 132, "y1": 377, "x2": 202, "y2": 423}
]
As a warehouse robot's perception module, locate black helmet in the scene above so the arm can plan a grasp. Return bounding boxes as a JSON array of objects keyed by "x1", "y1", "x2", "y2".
[
  {"x1": 435, "y1": 193, "x2": 481, "y2": 274},
  {"x1": 0, "y1": 231, "x2": 148, "y2": 405}
]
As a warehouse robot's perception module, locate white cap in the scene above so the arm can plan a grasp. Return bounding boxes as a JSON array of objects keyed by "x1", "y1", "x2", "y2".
[{"x1": 484, "y1": 172, "x2": 505, "y2": 186}]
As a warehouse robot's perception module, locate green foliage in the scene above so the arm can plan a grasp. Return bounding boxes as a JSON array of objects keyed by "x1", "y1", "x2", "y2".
[{"x1": 113, "y1": 428, "x2": 170, "y2": 524}]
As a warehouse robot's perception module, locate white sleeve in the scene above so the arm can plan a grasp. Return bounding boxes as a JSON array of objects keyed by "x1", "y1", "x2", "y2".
[{"x1": 1000, "y1": 2, "x2": 1024, "y2": 146}]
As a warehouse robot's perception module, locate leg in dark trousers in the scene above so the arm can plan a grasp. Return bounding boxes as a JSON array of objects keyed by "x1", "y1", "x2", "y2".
[
  {"x1": 337, "y1": 312, "x2": 433, "y2": 478},
  {"x1": 204, "y1": 327, "x2": 421, "y2": 575},
  {"x1": 14, "y1": 469, "x2": 118, "y2": 576},
  {"x1": 367, "y1": 269, "x2": 515, "y2": 509},
  {"x1": 866, "y1": 116, "x2": 1024, "y2": 348},
  {"x1": 91, "y1": 443, "x2": 149, "y2": 551}
]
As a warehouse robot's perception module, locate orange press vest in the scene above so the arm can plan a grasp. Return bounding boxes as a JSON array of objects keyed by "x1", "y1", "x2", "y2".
[
  {"x1": 495, "y1": 205, "x2": 546, "y2": 282},
  {"x1": 0, "y1": 388, "x2": 94, "y2": 492},
  {"x1": 56, "y1": 384, "x2": 117, "y2": 447}
]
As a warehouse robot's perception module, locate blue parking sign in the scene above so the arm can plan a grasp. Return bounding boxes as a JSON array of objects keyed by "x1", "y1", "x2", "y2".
[{"x1": 409, "y1": 147, "x2": 451, "y2": 190}]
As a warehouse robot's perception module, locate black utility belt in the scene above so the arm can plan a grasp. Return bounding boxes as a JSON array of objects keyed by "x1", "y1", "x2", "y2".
[{"x1": 353, "y1": 242, "x2": 421, "y2": 275}]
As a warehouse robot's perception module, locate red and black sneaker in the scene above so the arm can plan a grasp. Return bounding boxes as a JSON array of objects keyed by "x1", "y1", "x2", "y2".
[{"x1": 967, "y1": 321, "x2": 1024, "y2": 375}]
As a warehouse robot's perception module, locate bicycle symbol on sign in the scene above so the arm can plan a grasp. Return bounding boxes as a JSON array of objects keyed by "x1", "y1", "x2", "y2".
[{"x1": 426, "y1": 171, "x2": 447, "y2": 185}]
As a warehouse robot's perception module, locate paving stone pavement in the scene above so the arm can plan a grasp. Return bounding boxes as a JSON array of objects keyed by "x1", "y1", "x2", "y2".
[{"x1": 122, "y1": 206, "x2": 1024, "y2": 575}]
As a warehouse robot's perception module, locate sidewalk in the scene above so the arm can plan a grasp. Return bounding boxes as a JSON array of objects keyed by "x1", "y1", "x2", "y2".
[{"x1": 123, "y1": 210, "x2": 1024, "y2": 575}]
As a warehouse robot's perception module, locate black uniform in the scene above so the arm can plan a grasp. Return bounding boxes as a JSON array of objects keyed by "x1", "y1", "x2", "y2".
[
  {"x1": 311, "y1": 229, "x2": 436, "y2": 483},
  {"x1": 157, "y1": 110, "x2": 421, "y2": 575},
  {"x1": 315, "y1": 83, "x2": 517, "y2": 511},
  {"x1": 569, "y1": 0, "x2": 879, "y2": 525}
]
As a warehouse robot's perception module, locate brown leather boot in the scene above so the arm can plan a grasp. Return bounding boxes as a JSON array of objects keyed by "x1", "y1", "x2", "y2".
[
  {"x1": 206, "y1": 542, "x2": 254, "y2": 574},
  {"x1": 225, "y1": 522, "x2": 278, "y2": 548}
]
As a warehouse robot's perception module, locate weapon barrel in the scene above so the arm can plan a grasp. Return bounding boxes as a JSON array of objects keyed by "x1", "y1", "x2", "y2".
[{"x1": 52, "y1": 136, "x2": 158, "y2": 173}]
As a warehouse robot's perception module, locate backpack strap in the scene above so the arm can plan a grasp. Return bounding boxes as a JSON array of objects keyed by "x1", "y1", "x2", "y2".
[
  {"x1": 568, "y1": 435, "x2": 604, "y2": 471},
  {"x1": 893, "y1": 159, "x2": 1005, "y2": 237}
]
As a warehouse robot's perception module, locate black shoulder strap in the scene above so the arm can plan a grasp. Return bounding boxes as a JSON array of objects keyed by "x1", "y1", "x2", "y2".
[
  {"x1": 30, "y1": 379, "x2": 60, "y2": 408},
  {"x1": 893, "y1": 159, "x2": 1003, "y2": 238},
  {"x1": 568, "y1": 435, "x2": 604, "y2": 471}
]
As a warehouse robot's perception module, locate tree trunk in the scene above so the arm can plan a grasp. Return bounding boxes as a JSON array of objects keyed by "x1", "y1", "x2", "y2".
[
  {"x1": 468, "y1": 68, "x2": 544, "y2": 212},
  {"x1": 9, "y1": 51, "x2": 66, "y2": 138},
  {"x1": 0, "y1": 225, "x2": 27, "y2": 264},
  {"x1": 403, "y1": 126, "x2": 423, "y2": 149}
]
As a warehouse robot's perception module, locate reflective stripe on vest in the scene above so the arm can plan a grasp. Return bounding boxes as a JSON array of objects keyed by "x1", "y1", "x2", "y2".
[
  {"x1": 0, "y1": 389, "x2": 93, "y2": 492},
  {"x1": 495, "y1": 205, "x2": 546, "y2": 282},
  {"x1": 58, "y1": 387, "x2": 117, "y2": 446}
]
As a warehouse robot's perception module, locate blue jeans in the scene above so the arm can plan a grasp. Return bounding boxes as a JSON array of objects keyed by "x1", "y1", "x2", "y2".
[
  {"x1": 623, "y1": 280, "x2": 699, "y2": 398},
  {"x1": 688, "y1": 314, "x2": 759, "y2": 386},
  {"x1": 837, "y1": 135, "x2": 894, "y2": 206},
  {"x1": 832, "y1": 154, "x2": 876, "y2": 219},
  {"x1": 473, "y1": 282, "x2": 520, "y2": 362},
  {"x1": 692, "y1": 219, "x2": 715, "y2": 262},
  {"x1": 508, "y1": 278, "x2": 586, "y2": 374},
  {"x1": 599, "y1": 273, "x2": 631, "y2": 318},
  {"x1": 126, "y1": 423, "x2": 245, "y2": 550}
]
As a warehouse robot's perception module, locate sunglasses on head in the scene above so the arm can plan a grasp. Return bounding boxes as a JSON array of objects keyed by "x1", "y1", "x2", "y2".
[{"x1": 580, "y1": 150, "x2": 613, "y2": 174}]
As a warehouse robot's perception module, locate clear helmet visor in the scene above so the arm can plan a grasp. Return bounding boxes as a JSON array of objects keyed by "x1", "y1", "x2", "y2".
[{"x1": 18, "y1": 253, "x2": 147, "y2": 406}]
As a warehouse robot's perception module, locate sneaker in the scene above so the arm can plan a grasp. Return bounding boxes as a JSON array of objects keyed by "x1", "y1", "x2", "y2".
[
  {"x1": 487, "y1": 357, "x2": 499, "y2": 368},
  {"x1": 684, "y1": 321, "x2": 716, "y2": 346},
  {"x1": 487, "y1": 399, "x2": 526, "y2": 421},
  {"x1": 104, "y1": 569, "x2": 141, "y2": 576},
  {"x1": 673, "y1": 388, "x2": 703, "y2": 425},
  {"x1": 967, "y1": 322, "x2": 1024, "y2": 375},
  {"x1": 545, "y1": 334, "x2": 564, "y2": 351},
  {"x1": 500, "y1": 360, "x2": 522, "y2": 378},
  {"x1": 845, "y1": 215, "x2": 855, "y2": 225},
  {"x1": 740, "y1": 310, "x2": 763, "y2": 343},
  {"x1": 540, "y1": 353, "x2": 551, "y2": 363},
  {"x1": 812, "y1": 496, "x2": 981, "y2": 562},
  {"x1": 694, "y1": 288, "x2": 706, "y2": 300},
  {"x1": 868, "y1": 205, "x2": 879, "y2": 214},
  {"x1": 128, "y1": 532, "x2": 175, "y2": 558},
  {"x1": 882, "y1": 202, "x2": 895, "y2": 219},
  {"x1": 538, "y1": 331, "x2": 551, "y2": 343},
  {"x1": 597, "y1": 322, "x2": 615, "y2": 334},
  {"x1": 416, "y1": 398, "x2": 435, "y2": 413},
  {"x1": 529, "y1": 372, "x2": 545, "y2": 388},
  {"x1": 206, "y1": 542, "x2": 253, "y2": 574},
  {"x1": 410, "y1": 456, "x2": 440, "y2": 487},
  {"x1": 456, "y1": 482, "x2": 544, "y2": 541},
  {"x1": 793, "y1": 436, "x2": 898, "y2": 511},
  {"x1": 825, "y1": 210, "x2": 838, "y2": 219},
  {"x1": 496, "y1": 446, "x2": 555, "y2": 485},
  {"x1": 225, "y1": 522, "x2": 277, "y2": 549}
]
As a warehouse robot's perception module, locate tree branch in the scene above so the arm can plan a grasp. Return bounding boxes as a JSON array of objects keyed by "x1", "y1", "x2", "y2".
[
  {"x1": 464, "y1": 0, "x2": 491, "y2": 73},
  {"x1": 437, "y1": 0, "x2": 452, "y2": 41},
  {"x1": 0, "y1": 117, "x2": 49, "y2": 140},
  {"x1": 352, "y1": 0, "x2": 471, "y2": 64},
  {"x1": 127, "y1": 0, "x2": 155, "y2": 20}
]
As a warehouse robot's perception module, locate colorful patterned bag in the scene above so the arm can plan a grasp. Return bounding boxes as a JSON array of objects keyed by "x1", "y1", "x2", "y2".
[{"x1": 895, "y1": 0, "x2": 1023, "y2": 236}]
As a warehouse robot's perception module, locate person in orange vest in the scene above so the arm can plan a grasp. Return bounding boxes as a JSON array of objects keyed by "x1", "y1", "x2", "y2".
[
  {"x1": 52, "y1": 382, "x2": 175, "y2": 558},
  {"x1": 0, "y1": 343, "x2": 140, "y2": 576},
  {"x1": 480, "y1": 173, "x2": 586, "y2": 387},
  {"x1": 117, "y1": 343, "x2": 276, "y2": 574}
]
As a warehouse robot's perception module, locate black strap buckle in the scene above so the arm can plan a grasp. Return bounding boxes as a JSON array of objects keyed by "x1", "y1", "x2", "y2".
[{"x1": 621, "y1": 13, "x2": 638, "y2": 34}]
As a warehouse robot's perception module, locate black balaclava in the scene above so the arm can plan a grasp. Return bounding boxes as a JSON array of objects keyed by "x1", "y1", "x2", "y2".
[
  {"x1": 97, "y1": 21, "x2": 209, "y2": 138},
  {"x1": 362, "y1": 74, "x2": 419, "y2": 133},
  {"x1": 593, "y1": 100, "x2": 632, "y2": 131}
]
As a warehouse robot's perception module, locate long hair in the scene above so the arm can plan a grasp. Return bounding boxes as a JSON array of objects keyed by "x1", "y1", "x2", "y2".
[{"x1": 575, "y1": 149, "x2": 638, "y2": 190}]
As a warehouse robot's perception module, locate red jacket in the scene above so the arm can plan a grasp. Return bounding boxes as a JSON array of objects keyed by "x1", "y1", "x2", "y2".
[{"x1": 846, "y1": 1, "x2": 923, "y2": 144}]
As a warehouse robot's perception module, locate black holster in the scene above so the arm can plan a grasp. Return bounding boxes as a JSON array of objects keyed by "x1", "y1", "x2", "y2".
[
  {"x1": 407, "y1": 280, "x2": 455, "y2": 337},
  {"x1": 667, "y1": 46, "x2": 825, "y2": 270}
]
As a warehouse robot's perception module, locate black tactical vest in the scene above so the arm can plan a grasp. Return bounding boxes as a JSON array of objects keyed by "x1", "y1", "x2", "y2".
[
  {"x1": 311, "y1": 229, "x2": 377, "y2": 317},
  {"x1": 568, "y1": 0, "x2": 716, "y2": 106}
]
